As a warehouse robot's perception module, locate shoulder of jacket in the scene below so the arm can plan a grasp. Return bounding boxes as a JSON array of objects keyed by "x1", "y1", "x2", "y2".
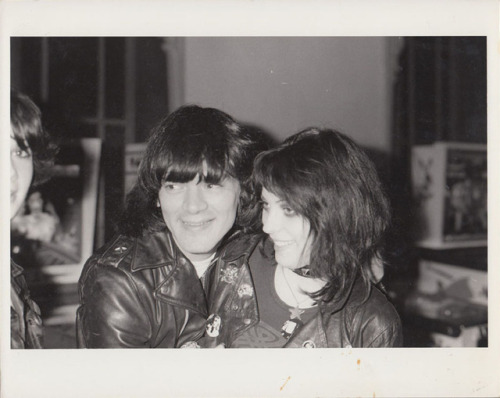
[
  {"x1": 90, "y1": 234, "x2": 136, "y2": 269},
  {"x1": 220, "y1": 232, "x2": 263, "y2": 264},
  {"x1": 348, "y1": 285, "x2": 400, "y2": 324}
]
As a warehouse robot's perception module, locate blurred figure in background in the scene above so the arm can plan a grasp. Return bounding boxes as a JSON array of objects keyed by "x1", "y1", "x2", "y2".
[{"x1": 10, "y1": 90, "x2": 57, "y2": 348}]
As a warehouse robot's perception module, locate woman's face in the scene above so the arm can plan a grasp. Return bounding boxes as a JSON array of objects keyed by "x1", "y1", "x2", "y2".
[
  {"x1": 261, "y1": 188, "x2": 312, "y2": 270},
  {"x1": 11, "y1": 134, "x2": 33, "y2": 219}
]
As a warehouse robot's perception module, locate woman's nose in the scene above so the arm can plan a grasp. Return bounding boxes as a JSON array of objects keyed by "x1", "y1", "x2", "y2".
[
  {"x1": 11, "y1": 156, "x2": 18, "y2": 183},
  {"x1": 262, "y1": 208, "x2": 279, "y2": 235},
  {"x1": 183, "y1": 185, "x2": 208, "y2": 213}
]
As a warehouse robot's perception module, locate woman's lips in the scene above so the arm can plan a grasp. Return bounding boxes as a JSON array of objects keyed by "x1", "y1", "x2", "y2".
[{"x1": 272, "y1": 239, "x2": 295, "y2": 248}]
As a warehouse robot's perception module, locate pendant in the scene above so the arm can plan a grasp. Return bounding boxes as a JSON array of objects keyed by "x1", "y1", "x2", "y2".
[
  {"x1": 281, "y1": 308, "x2": 305, "y2": 340},
  {"x1": 289, "y1": 306, "x2": 304, "y2": 320},
  {"x1": 281, "y1": 317, "x2": 304, "y2": 339}
]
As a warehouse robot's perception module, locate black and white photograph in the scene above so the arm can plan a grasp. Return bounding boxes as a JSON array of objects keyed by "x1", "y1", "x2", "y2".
[{"x1": 1, "y1": 1, "x2": 499, "y2": 397}]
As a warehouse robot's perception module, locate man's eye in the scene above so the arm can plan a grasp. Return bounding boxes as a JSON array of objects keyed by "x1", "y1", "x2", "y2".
[
  {"x1": 206, "y1": 183, "x2": 221, "y2": 189},
  {"x1": 164, "y1": 183, "x2": 180, "y2": 190}
]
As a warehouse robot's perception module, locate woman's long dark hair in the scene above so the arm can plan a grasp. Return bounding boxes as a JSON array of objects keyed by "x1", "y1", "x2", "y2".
[
  {"x1": 11, "y1": 90, "x2": 58, "y2": 186},
  {"x1": 120, "y1": 105, "x2": 261, "y2": 237},
  {"x1": 253, "y1": 128, "x2": 391, "y2": 304}
]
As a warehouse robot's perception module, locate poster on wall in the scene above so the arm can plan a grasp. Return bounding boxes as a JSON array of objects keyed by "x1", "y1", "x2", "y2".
[
  {"x1": 443, "y1": 148, "x2": 487, "y2": 242},
  {"x1": 411, "y1": 142, "x2": 487, "y2": 248}
]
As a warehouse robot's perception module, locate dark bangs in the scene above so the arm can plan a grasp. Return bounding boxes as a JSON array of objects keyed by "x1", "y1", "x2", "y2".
[
  {"x1": 145, "y1": 107, "x2": 245, "y2": 189},
  {"x1": 11, "y1": 93, "x2": 43, "y2": 153},
  {"x1": 253, "y1": 144, "x2": 322, "y2": 234},
  {"x1": 161, "y1": 141, "x2": 229, "y2": 186}
]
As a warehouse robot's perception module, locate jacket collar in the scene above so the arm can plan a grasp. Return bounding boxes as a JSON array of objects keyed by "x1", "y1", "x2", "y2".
[
  {"x1": 129, "y1": 229, "x2": 208, "y2": 316},
  {"x1": 129, "y1": 229, "x2": 259, "y2": 270},
  {"x1": 11, "y1": 260, "x2": 24, "y2": 278},
  {"x1": 130, "y1": 229, "x2": 178, "y2": 271},
  {"x1": 219, "y1": 231, "x2": 263, "y2": 263},
  {"x1": 11, "y1": 260, "x2": 25, "y2": 296}
]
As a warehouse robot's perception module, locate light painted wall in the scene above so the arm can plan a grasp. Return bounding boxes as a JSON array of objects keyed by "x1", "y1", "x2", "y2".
[{"x1": 183, "y1": 37, "x2": 398, "y2": 151}]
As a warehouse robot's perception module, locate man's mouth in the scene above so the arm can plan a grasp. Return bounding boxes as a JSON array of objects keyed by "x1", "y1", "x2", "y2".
[{"x1": 182, "y1": 219, "x2": 214, "y2": 227}]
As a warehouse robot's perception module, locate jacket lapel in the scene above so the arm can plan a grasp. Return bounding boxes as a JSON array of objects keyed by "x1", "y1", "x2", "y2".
[
  {"x1": 130, "y1": 229, "x2": 208, "y2": 317},
  {"x1": 130, "y1": 229, "x2": 176, "y2": 270}
]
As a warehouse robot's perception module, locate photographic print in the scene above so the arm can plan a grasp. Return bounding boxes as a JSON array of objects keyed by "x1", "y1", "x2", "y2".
[{"x1": 1, "y1": 1, "x2": 499, "y2": 398}]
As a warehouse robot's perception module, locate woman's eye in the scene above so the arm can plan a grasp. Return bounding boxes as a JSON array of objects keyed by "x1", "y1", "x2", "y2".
[
  {"x1": 260, "y1": 201, "x2": 269, "y2": 210},
  {"x1": 15, "y1": 149, "x2": 31, "y2": 158},
  {"x1": 282, "y1": 207, "x2": 296, "y2": 216}
]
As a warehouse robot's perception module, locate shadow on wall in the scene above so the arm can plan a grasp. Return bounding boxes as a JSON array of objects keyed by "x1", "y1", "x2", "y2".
[{"x1": 363, "y1": 147, "x2": 415, "y2": 287}]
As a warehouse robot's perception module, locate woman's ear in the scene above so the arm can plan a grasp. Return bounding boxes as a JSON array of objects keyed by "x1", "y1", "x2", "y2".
[{"x1": 156, "y1": 199, "x2": 160, "y2": 208}]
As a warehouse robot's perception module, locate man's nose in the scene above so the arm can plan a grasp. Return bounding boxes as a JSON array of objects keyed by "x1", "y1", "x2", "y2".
[{"x1": 183, "y1": 185, "x2": 208, "y2": 213}]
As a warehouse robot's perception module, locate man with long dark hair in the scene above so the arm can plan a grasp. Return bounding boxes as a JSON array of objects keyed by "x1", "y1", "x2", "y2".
[{"x1": 77, "y1": 105, "x2": 260, "y2": 348}]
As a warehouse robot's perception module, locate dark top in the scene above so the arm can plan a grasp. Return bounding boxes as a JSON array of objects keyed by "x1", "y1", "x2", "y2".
[{"x1": 231, "y1": 247, "x2": 316, "y2": 348}]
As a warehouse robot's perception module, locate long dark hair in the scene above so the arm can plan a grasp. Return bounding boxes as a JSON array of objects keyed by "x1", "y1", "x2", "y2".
[
  {"x1": 120, "y1": 105, "x2": 261, "y2": 237},
  {"x1": 253, "y1": 128, "x2": 391, "y2": 304},
  {"x1": 11, "y1": 90, "x2": 58, "y2": 186}
]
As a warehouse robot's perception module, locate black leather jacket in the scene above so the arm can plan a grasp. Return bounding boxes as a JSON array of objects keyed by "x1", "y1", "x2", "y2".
[
  {"x1": 204, "y1": 234, "x2": 403, "y2": 348},
  {"x1": 76, "y1": 229, "x2": 208, "y2": 348},
  {"x1": 11, "y1": 260, "x2": 43, "y2": 349}
]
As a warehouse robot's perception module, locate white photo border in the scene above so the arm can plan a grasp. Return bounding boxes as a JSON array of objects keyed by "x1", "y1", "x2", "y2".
[{"x1": 1, "y1": 1, "x2": 498, "y2": 397}]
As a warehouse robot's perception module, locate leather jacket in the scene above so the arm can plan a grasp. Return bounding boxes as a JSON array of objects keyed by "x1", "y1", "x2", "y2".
[
  {"x1": 76, "y1": 229, "x2": 208, "y2": 348},
  {"x1": 204, "y1": 234, "x2": 403, "y2": 348},
  {"x1": 11, "y1": 260, "x2": 43, "y2": 349}
]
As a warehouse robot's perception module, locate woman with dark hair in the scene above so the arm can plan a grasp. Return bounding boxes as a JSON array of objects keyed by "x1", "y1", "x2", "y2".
[
  {"x1": 205, "y1": 128, "x2": 402, "y2": 348},
  {"x1": 10, "y1": 90, "x2": 57, "y2": 348},
  {"x1": 77, "y1": 105, "x2": 261, "y2": 348}
]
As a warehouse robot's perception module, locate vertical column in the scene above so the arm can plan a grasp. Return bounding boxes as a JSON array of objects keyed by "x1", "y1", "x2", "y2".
[
  {"x1": 161, "y1": 37, "x2": 185, "y2": 112},
  {"x1": 124, "y1": 38, "x2": 136, "y2": 144},
  {"x1": 434, "y1": 38, "x2": 443, "y2": 141},
  {"x1": 40, "y1": 37, "x2": 49, "y2": 102}
]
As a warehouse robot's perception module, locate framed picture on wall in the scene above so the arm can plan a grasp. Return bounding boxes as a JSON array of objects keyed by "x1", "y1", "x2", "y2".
[
  {"x1": 411, "y1": 142, "x2": 487, "y2": 248},
  {"x1": 11, "y1": 138, "x2": 101, "y2": 285}
]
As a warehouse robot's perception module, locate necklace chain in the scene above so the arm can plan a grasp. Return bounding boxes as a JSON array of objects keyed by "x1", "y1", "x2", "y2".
[{"x1": 280, "y1": 265, "x2": 314, "y2": 308}]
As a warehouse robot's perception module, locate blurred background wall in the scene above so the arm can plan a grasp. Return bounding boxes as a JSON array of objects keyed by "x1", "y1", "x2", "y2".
[{"x1": 183, "y1": 37, "x2": 398, "y2": 151}]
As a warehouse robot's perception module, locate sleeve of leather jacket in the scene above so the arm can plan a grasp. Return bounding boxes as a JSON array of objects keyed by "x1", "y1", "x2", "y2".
[
  {"x1": 358, "y1": 300, "x2": 403, "y2": 348},
  {"x1": 77, "y1": 260, "x2": 153, "y2": 348}
]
